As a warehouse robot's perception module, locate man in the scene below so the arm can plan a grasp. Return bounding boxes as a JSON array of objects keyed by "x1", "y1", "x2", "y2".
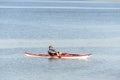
[{"x1": 48, "y1": 45, "x2": 61, "y2": 58}]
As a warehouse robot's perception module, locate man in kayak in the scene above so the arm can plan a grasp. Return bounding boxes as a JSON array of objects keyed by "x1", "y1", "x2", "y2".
[{"x1": 48, "y1": 45, "x2": 61, "y2": 58}]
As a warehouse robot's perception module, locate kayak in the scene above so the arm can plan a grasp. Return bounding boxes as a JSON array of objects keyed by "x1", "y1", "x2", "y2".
[{"x1": 25, "y1": 52, "x2": 92, "y2": 60}]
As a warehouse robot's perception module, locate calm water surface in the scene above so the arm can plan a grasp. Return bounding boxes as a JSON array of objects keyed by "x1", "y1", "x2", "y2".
[
  {"x1": 0, "y1": 47, "x2": 120, "y2": 80},
  {"x1": 0, "y1": 1, "x2": 120, "y2": 80}
]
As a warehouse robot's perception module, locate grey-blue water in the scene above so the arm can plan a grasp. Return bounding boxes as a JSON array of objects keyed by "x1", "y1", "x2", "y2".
[
  {"x1": 0, "y1": 2, "x2": 120, "y2": 39},
  {"x1": 0, "y1": 47, "x2": 120, "y2": 80},
  {"x1": 0, "y1": 1, "x2": 120, "y2": 80}
]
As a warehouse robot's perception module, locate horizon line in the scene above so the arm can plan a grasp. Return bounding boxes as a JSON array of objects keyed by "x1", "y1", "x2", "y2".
[
  {"x1": 0, "y1": 1, "x2": 120, "y2": 3},
  {"x1": 0, "y1": 6, "x2": 120, "y2": 9}
]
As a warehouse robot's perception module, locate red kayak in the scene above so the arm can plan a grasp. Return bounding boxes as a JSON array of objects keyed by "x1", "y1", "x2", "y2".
[{"x1": 25, "y1": 52, "x2": 92, "y2": 60}]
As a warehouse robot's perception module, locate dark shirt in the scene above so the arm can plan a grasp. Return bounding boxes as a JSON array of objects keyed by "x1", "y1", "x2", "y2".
[{"x1": 48, "y1": 49, "x2": 56, "y2": 54}]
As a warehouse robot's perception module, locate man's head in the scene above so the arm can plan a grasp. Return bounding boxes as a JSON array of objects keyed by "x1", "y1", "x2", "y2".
[{"x1": 49, "y1": 45, "x2": 53, "y2": 49}]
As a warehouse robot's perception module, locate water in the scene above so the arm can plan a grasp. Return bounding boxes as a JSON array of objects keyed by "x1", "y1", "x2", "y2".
[
  {"x1": 0, "y1": 47, "x2": 120, "y2": 80},
  {"x1": 0, "y1": 1, "x2": 120, "y2": 80},
  {"x1": 0, "y1": 3, "x2": 120, "y2": 39}
]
